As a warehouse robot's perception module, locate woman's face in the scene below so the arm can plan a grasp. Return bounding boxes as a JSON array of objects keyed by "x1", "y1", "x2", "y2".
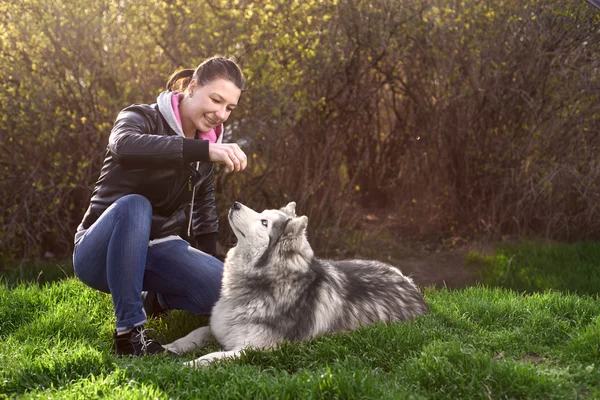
[{"x1": 184, "y1": 78, "x2": 242, "y2": 133}]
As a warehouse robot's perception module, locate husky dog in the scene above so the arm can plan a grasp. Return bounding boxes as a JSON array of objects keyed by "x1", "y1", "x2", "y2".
[{"x1": 164, "y1": 201, "x2": 428, "y2": 366}]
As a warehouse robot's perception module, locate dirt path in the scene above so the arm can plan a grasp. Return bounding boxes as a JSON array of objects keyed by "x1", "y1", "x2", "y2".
[
  {"x1": 351, "y1": 212, "x2": 498, "y2": 289},
  {"x1": 393, "y1": 249, "x2": 481, "y2": 289}
]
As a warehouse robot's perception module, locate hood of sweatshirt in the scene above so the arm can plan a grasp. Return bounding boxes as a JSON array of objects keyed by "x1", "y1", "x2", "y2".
[{"x1": 157, "y1": 91, "x2": 184, "y2": 137}]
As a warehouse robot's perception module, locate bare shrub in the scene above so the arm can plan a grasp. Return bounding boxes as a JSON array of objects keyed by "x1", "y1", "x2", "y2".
[{"x1": 1, "y1": 0, "x2": 599, "y2": 264}]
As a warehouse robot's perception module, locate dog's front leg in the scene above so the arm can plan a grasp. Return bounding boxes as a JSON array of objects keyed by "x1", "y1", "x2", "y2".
[
  {"x1": 184, "y1": 349, "x2": 242, "y2": 368},
  {"x1": 163, "y1": 326, "x2": 211, "y2": 355}
]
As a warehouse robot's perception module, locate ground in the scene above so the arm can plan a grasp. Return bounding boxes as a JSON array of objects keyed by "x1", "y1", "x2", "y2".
[
  {"x1": 391, "y1": 245, "x2": 484, "y2": 289},
  {"x1": 341, "y1": 211, "x2": 499, "y2": 289}
]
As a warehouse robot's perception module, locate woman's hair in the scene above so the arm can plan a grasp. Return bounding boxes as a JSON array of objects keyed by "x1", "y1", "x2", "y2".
[{"x1": 165, "y1": 55, "x2": 244, "y2": 92}]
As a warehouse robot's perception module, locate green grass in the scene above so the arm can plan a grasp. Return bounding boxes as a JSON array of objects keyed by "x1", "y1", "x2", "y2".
[
  {"x1": 1, "y1": 279, "x2": 599, "y2": 399},
  {"x1": 469, "y1": 240, "x2": 600, "y2": 296},
  {"x1": 2, "y1": 241, "x2": 600, "y2": 399},
  {"x1": 0, "y1": 260, "x2": 74, "y2": 288}
]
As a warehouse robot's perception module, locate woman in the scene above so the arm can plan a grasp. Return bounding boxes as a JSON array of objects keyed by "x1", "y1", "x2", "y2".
[{"x1": 73, "y1": 56, "x2": 247, "y2": 356}]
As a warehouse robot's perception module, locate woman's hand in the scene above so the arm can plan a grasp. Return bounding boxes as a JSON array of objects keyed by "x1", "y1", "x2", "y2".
[{"x1": 208, "y1": 143, "x2": 247, "y2": 173}]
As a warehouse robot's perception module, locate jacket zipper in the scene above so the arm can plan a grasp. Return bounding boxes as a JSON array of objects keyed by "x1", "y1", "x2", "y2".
[{"x1": 187, "y1": 161, "x2": 199, "y2": 237}]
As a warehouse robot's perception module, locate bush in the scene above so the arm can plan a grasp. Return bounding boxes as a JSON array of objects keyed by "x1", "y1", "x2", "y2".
[{"x1": 1, "y1": 0, "x2": 599, "y2": 262}]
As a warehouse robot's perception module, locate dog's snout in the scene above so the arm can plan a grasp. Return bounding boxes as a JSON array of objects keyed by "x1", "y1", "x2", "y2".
[{"x1": 232, "y1": 201, "x2": 242, "y2": 210}]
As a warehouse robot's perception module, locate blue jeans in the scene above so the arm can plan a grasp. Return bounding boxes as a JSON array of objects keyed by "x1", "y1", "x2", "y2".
[{"x1": 73, "y1": 194, "x2": 223, "y2": 332}]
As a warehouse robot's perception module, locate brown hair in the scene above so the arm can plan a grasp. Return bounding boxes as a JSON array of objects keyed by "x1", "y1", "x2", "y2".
[{"x1": 165, "y1": 55, "x2": 245, "y2": 93}]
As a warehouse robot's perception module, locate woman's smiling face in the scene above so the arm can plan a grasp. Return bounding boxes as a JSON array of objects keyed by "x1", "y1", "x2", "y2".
[{"x1": 182, "y1": 78, "x2": 242, "y2": 135}]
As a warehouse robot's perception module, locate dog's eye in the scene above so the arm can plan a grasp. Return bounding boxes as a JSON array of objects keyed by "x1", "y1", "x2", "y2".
[{"x1": 261, "y1": 219, "x2": 268, "y2": 227}]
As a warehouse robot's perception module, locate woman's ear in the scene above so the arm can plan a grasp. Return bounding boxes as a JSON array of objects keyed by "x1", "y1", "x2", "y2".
[{"x1": 188, "y1": 79, "x2": 197, "y2": 97}]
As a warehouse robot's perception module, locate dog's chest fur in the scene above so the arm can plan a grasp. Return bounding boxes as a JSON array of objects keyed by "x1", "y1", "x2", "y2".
[{"x1": 210, "y1": 251, "x2": 325, "y2": 349}]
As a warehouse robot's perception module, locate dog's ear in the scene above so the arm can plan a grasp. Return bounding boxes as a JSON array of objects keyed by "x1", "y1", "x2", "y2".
[
  {"x1": 281, "y1": 201, "x2": 297, "y2": 217},
  {"x1": 286, "y1": 215, "x2": 308, "y2": 235}
]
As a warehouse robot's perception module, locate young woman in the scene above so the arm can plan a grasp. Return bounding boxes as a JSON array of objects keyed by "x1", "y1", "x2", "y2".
[{"x1": 73, "y1": 56, "x2": 247, "y2": 356}]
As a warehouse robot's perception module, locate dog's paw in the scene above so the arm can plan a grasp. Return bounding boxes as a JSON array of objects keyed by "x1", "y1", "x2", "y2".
[
  {"x1": 162, "y1": 342, "x2": 184, "y2": 356},
  {"x1": 163, "y1": 326, "x2": 211, "y2": 356},
  {"x1": 183, "y1": 350, "x2": 240, "y2": 367},
  {"x1": 183, "y1": 357, "x2": 211, "y2": 368}
]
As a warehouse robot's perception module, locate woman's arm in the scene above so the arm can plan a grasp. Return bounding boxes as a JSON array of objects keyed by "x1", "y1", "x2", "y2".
[{"x1": 109, "y1": 105, "x2": 194, "y2": 168}]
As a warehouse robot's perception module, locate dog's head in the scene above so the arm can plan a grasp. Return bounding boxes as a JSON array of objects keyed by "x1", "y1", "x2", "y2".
[{"x1": 227, "y1": 201, "x2": 311, "y2": 262}]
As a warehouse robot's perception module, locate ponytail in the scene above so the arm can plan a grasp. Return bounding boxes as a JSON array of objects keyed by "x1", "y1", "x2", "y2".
[
  {"x1": 165, "y1": 68, "x2": 195, "y2": 92},
  {"x1": 165, "y1": 56, "x2": 245, "y2": 93}
]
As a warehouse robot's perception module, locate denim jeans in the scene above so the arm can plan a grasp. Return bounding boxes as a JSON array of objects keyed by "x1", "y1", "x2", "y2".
[{"x1": 73, "y1": 194, "x2": 223, "y2": 332}]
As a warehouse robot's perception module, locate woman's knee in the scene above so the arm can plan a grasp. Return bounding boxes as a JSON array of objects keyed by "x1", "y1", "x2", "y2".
[
  {"x1": 114, "y1": 194, "x2": 152, "y2": 225},
  {"x1": 116, "y1": 194, "x2": 152, "y2": 213}
]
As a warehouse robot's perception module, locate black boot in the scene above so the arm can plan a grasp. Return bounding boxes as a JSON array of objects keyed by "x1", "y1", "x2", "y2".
[{"x1": 113, "y1": 325, "x2": 177, "y2": 357}]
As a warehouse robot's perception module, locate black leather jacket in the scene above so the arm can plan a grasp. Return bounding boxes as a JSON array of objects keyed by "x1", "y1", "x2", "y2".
[{"x1": 75, "y1": 101, "x2": 218, "y2": 248}]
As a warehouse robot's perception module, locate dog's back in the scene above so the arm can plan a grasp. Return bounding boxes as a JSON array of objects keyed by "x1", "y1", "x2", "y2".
[
  {"x1": 326, "y1": 258, "x2": 427, "y2": 326},
  {"x1": 293, "y1": 257, "x2": 427, "y2": 337}
]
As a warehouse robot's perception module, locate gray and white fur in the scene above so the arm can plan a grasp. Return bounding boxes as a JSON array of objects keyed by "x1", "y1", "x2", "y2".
[{"x1": 164, "y1": 201, "x2": 428, "y2": 366}]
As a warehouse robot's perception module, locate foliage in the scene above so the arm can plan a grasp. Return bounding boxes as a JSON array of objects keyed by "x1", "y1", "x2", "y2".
[{"x1": 1, "y1": 0, "x2": 600, "y2": 261}]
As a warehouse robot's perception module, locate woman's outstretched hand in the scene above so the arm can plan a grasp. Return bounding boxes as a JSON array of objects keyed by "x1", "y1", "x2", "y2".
[{"x1": 208, "y1": 143, "x2": 248, "y2": 173}]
